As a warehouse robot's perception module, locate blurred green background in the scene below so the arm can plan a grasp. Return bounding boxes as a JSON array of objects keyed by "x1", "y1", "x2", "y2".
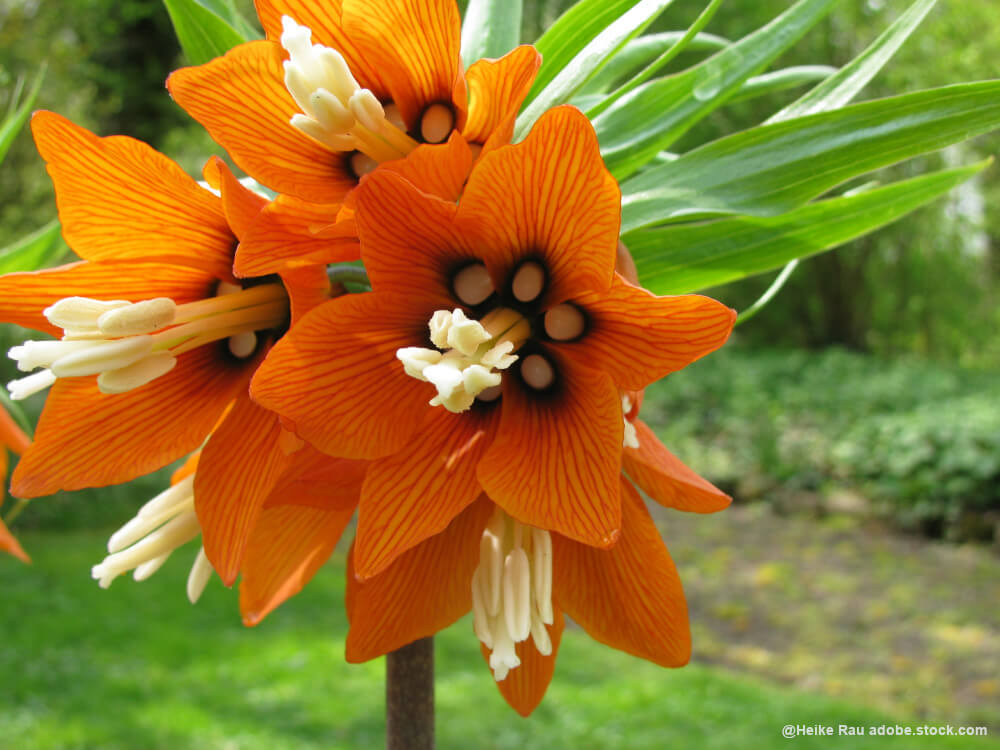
[{"x1": 1, "y1": 0, "x2": 998, "y2": 748}]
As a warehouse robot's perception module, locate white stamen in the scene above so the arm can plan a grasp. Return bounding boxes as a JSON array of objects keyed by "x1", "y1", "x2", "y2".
[
  {"x1": 6, "y1": 369, "x2": 57, "y2": 400},
  {"x1": 107, "y1": 475, "x2": 195, "y2": 553},
  {"x1": 397, "y1": 347, "x2": 442, "y2": 379},
  {"x1": 97, "y1": 298, "x2": 176, "y2": 337},
  {"x1": 49, "y1": 335, "x2": 154, "y2": 378},
  {"x1": 227, "y1": 331, "x2": 258, "y2": 359},
  {"x1": 133, "y1": 552, "x2": 171, "y2": 581},
  {"x1": 97, "y1": 352, "x2": 178, "y2": 394},
  {"x1": 9, "y1": 340, "x2": 94, "y2": 372},
  {"x1": 186, "y1": 547, "x2": 213, "y2": 603},
  {"x1": 44, "y1": 297, "x2": 128, "y2": 330}
]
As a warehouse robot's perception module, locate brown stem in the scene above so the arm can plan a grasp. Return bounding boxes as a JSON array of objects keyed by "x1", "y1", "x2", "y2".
[{"x1": 385, "y1": 637, "x2": 435, "y2": 750}]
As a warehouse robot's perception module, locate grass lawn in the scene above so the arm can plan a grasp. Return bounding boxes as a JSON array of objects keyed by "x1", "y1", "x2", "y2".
[{"x1": 2, "y1": 529, "x2": 996, "y2": 749}]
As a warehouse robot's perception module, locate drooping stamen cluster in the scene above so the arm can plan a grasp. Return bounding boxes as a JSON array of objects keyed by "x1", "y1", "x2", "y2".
[
  {"x1": 281, "y1": 16, "x2": 430, "y2": 175},
  {"x1": 91, "y1": 472, "x2": 214, "y2": 603},
  {"x1": 7, "y1": 282, "x2": 288, "y2": 400},
  {"x1": 472, "y1": 507, "x2": 554, "y2": 681},
  {"x1": 397, "y1": 308, "x2": 529, "y2": 412},
  {"x1": 622, "y1": 394, "x2": 640, "y2": 449}
]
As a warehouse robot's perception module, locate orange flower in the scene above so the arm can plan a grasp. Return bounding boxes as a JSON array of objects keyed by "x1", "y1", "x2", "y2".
[
  {"x1": 251, "y1": 106, "x2": 737, "y2": 582},
  {"x1": 166, "y1": 0, "x2": 540, "y2": 275},
  {"x1": 0, "y1": 112, "x2": 329, "y2": 510},
  {"x1": 345, "y1": 420, "x2": 731, "y2": 716},
  {"x1": 0, "y1": 405, "x2": 31, "y2": 563}
]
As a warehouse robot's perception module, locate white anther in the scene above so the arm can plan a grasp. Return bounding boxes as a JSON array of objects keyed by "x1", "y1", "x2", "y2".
[
  {"x1": 488, "y1": 624, "x2": 520, "y2": 681},
  {"x1": 44, "y1": 297, "x2": 129, "y2": 331},
  {"x1": 420, "y1": 103, "x2": 454, "y2": 144},
  {"x1": 49, "y1": 335, "x2": 154, "y2": 378},
  {"x1": 310, "y1": 89, "x2": 356, "y2": 133},
  {"x1": 503, "y1": 548, "x2": 531, "y2": 643},
  {"x1": 453, "y1": 264, "x2": 494, "y2": 306},
  {"x1": 521, "y1": 353, "x2": 555, "y2": 390},
  {"x1": 133, "y1": 552, "x2": 171, "y2": 581},
  {"x1": 9, "y1": 340, "x2": 92, "y2": 372},
  {"x1": 423, "y1": 359, "x2": 463, "y2": 399},
  {"x1": 462, "y1": 365, "x2": 501, "y2": 398},
  {"x1": 186, "y1": 547, "x2": 213, "y2": 604},
  {"x1": 227, "y1": 331, "x2": 258, "y2": 359},
  {"x1": 428, "y1": 309, "x2": 454, "y2": 348},
  {"x1": 98, "y1": 352, "x2": 178, "y2": 395},
  {"x1": 7, "y1": 369, "x2": 57, "y2": 400},
  {"x1": 92, "y1": 509, "x2": 200, "y2": 584},
  {"x1": 530, "y1": 609, "x2": 553, "y2": 655},
  {"x1": 108, "y1": 475, "x2": 195, "y2": 553},
  {"x1": 544, "y1": 303, "x2": 585, "y2": 341},
  {"x1": 480, "y1": 340, "x2": 517, "y2": 370},
  {"x1": 396, "y1": 347, "x2": 442, "y2": 380},
  {"x1": 291, "y1": 114, "x2": 357, "y2": 150},
  {"x1": 445, "y1": 310, "x2": 490, "y2": 355},
  {"x1": 97, "y1": 298, "x2": 176, "y2": 337},
  {"x1": 512, "y1": 262, "x2": 545, "y2": 303},
  {"x1": 349, "y1": 89, "x2": 386, "y2": 133},
  {"x1": 471, "y1": 568, "x2": 493, "y2": 649}
]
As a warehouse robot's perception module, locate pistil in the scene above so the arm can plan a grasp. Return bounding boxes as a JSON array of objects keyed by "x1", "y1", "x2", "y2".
[{"x1": 471, "y1": 507, "x2": 554, "y2": 681}]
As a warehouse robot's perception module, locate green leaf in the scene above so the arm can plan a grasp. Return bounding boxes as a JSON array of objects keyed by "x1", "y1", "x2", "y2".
[
  {"x1": 728, "y1": 65, "x2": 836, "y2": 104},
  {"x1": 578, "y1": 31, "x2": 730, "y2": 96},
  {"x1": 162, "y1": 0, "x2": 249, "y2": 66},
  {"x1": 516, "y1": 0, "x2": 677, "y2": 137},
  {"x1": 734, "y1": 259, "x2": 799, "y2": 325},
  {"x1": 0, "y1": 220, "x2": 65, "y2": 274},
  {"x1": 523, "y1": 0, "x2": 637, "y2": 107},
  {"x1": 622, "y1": 160, "x2": 989, "y2": 296},
  {"x1": 593, "y1": 0, "x2": 838, "y2": 179},
  {"x1": 0, "y1": 390, "x2": 32, "y2": 440},
  {"x1": 771, "y1": 0, "x2": 937, "y2": 122},
  {"x1": 461, "y1": 0, "x2": 523, "y2": 66},
  {"x1": 0, "y1": 66, "x2": 45, "y2": 166},
  {"x1": 620, "y1": 82, "x2": 1000, "y2": 233}
]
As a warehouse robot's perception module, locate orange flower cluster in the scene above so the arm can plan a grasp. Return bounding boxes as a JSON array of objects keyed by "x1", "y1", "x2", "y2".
[{"x1": 1, "y1": 0, "x2": 736, "y2": 715}]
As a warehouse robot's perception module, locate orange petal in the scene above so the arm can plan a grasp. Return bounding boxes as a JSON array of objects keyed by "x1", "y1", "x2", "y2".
[
  {"x1": 250, "y1": 292, "x2": 432, "y2": 459},
  {"x1": 279, "y1": 265, "x2": 334, "y2": 324},
  {"x1": 623, "y1": 419, "x2": 731, "y2": 513},
  {"x1": 195, "y1": 394, "x2": 293, "y2": 585},
  {"x1": 345, "y1": 496, "x2": 493, "y2": 662},
  {"x1": 254, "y1": 0, "x2": 391, "y2": 98},
  {"x1": 456, "y1": 106, "x2": 621, "y2": 307},
  {"x1": 167, "y1": 40, "x2": 356, "y2": 204},
  {"x1": 207, "y1": 156, "x2": 268, "y2": 241},
  {"x1": 0, "y1": 260, "x2": 215, "y2": 337},
  {"x1": 171, "y1": 451, "x2": 201, "y2": 484},
  {"x1": 552, "y1": 476, "x2": 691, "y2": 667},
  {"x1": 263, "y1": 451, "x2": 368, "y2": 511},
  {"x1": 235, "y1": 195, "x2": 359, "y2": 277},
  {"x1": 354, "y1": 405, "x2": 498, "y2": 579},
  {"x1": 477, "y1": 353, "x2": 622, "y2": 548},
  {"x1": 376, "y1": 131, "x2": 473, "y2": 203},
  {"x1": 11, "y1": 345, "x2": 251, "y2": 497},
  {"x1": 240, "y1": 500, "x2": 357, "y2": 626},
  {"x1": 0, "y1": 407, "x2": 30, "y2": 456},
  {"x1": 480, "y1": 607, "x2": 564, "y2": 717},
  {"x1": 463, "y1": 45, "x2": 541, "y2": 145},
  {"x1": 550, "y1": 276, "x2": 737, "y2": 390},
  {"x1": 342, "y1": 0, "x2": 465, "y2": 131},
  {"x1": 30, "y1": 111, "x2": 234, "y2": 279},
  {"x1": 353, "y1": 169, "x2": 466, "y2": 306},
  {"x1": 0, "y1": 514, "x2": 30, "y2": 564}
]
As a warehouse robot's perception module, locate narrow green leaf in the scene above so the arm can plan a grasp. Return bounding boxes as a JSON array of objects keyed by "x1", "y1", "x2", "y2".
[
  {"x1": 594, "y1": 0, "x2": 838, "y2": 179},
  {"x1": 579, "y1": 31, "x2": 730, "y2": 95},
  {"x1": 523, "y1": 0, "x2": 637, "y2": 108},
  {"x1": 0, "y1": 66, "x2": 45, "y2": 165},
  {"x1": 734, "y1": 259, "x2": 799, "y2": 325},
  {"x1": 620, "y1": 81, "x2": 1000, "y2": 233},
  {"x1": 163, "y1": 0, "x2": 248, "y2": 66},
  {"x1": 461, "y1": 0, "x2": 523, "y2": 66},
  {"x1": 622, "y1": 160, "x2": 989, "y2": 296},
  {"x1": 0, "y1": 390, "x2": 32, "y2": 440},
  {"x1": 728, "y1": 65, "x2": 836, "y2": 104},
  {"x1": 0, "y1": 220, "x2": 65, "y2": 274},
  {"x1": 516, "y1": 0, "x2": 676, "y2": 138},
  {"x1": 771, "y1": 0, "x2": 937, "y2": 122}
]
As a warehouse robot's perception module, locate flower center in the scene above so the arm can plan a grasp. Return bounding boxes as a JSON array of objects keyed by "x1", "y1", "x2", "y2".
[
  {"x1": 281, "y1": 16, "x2": 420, "y2": 165},
  {"x1": 7, "y1": 282, "x2": 288, "y2": 400},
  {"x1": 396, "y1": 307, "x2": 529, "y2": 413},
  {"x1": 91, "y1": 469, "x2": 214, "y2": 603},
  {"x1": 471, "y1": 507, "x2": 554, "y2": 681}
]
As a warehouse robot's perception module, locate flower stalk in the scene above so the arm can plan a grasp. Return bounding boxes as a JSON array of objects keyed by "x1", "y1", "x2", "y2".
[{"x1": 386, "y1": 637, "x2": 435, "y2": 750}]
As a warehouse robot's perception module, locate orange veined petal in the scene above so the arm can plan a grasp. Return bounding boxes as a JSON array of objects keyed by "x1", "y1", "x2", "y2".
[
  {"x1": 254, "y1": 0, "x2": 391, "y2": 97},
  {"x1": 263, "y1": 450, "x2": 369, "y2": 510},
  {"x1": 240, "y1": 500, "x2": 358, "y2": 626},
  {"x1": 354, "y1": 404, "x2": 499, "y2": 579},
  {"x1": 172, "y1": 451, "x2": 201, "y2": 484},
  {"x1": 195, "y1": 394, "x2": 294, "y2": 586},
  {"x1": 11, "y1": 345, "x2": 253, "y2": 498},
  {"x1": 279, "y1": 264, "x2": 334, "y2": 324},
  {"x1": 205, "y1": 156, "x2": 268, "y2": 241},
  {"x1": 30, "y1": 111, "x2": 234, "y2": 279},
  {"x1": 250, "y1": 292, "x2": 434, "y2": 460},
  {"x1": 372, "y1": 131, "x2": 474, "y2": 204},
  {"x1": 477, "y1": 351, "x2": 623, "y2": 549},
  {"x1": 0, "y1": 514, "x2": 30, "y2": 564},
  {"x1": 345, "y1": 496, "x2": 493, "y2": 662},
  {"x1": 235, "y1": 194, "x2": 359, "y2": 278},
  {"x1": 168, "y1": 40, "x2": 356, "y2": 204},
  {"x1": 0, "y1": 260, "x2": 216, "y2": 337},
  {"x1": 0, "y1": 407, "x2": 30, "y2": 456},
  {"x1": 353, "y1": 169, "x2": 469, "y2": 307},
  {"x1": 552, "y1": 475, "x2": 691, "y2": 668},
  {"x1": 456, "y1": 106, "x2": 621, "y2": 308},
  {"x1": 549, "y1": 275, "x2": 737, "y2": 391},
  {"x1": 342, "y1": 0, "x2": 466, "y2": 132},
  {"x1": 480, "y1": 607, "x2": 564, "y2": 717},
  {"x1": 623, "y1": 419, "x2": 731, "y2": 514},
  {"x1": 463, "y1": 45, "x2": 542, "y2": 146}
]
